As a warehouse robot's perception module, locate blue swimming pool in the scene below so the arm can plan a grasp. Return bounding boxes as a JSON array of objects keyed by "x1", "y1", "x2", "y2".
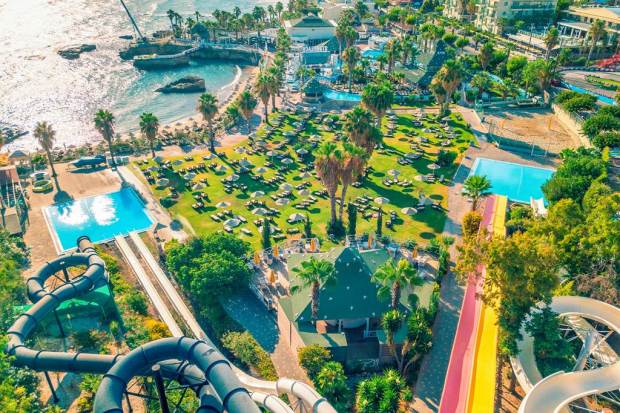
[
  {"x1": 324, "y1": 89, "x2": 362, "y2": 102},
  {"x1": 362, "y1": 49, "x2": 384, "y2": 60},
  {"x1": 564, "y1": 82, "x2": 616, "y2": 105},
  {"x1": 44, "y1": 188, "x2": 153, "y2": 251},
  {"x1": 469, "y1": 158, "x2": 554, "y2": 203}
]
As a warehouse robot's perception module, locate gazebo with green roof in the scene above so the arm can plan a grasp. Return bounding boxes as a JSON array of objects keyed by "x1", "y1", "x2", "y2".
[{"x1": 277, "y1": 246, "x2": 435, "y2": 365}]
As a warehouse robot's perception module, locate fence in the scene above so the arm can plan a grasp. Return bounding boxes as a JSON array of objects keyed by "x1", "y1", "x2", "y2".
[{"x1": 485, "y1": 119, "x2": 555, "y2": 157}]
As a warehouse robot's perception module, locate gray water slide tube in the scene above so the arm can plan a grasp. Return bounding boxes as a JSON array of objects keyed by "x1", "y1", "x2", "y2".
[{"x1": 5, "y1": 236, "x2": 261, "y2": 413}]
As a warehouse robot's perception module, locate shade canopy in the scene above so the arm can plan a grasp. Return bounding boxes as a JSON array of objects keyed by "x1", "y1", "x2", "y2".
[
  {"x1": 374, "y1": 197, "x2": 390, "y2": 206},
  {"x1": 216, "y1": 201, "x2": 231, "y2": 208},
  {"x1": 288, "y1": 213, "x2": 306, "y2": 222},
  {"x1": 250, "y1": 191, "x2": 265, "y2": 198}
]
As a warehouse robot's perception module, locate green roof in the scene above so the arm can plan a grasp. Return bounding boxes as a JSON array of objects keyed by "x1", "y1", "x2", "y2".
[
  {"x1": 280, "y1": 247, "x2": 418, "y2": 323},
  {"x1": 291, "y1": 15, "x2": 335, "y2": 28}
]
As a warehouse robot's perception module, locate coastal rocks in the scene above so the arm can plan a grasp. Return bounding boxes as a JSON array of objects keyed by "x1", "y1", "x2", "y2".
[
  {"x1": 0, "y1": 123, "x2": 27, "y2": 143},
  {"x1": 120, "y1": 40, "x2": 191, "y2": 60},
  {"x1": 156, "y1": 76, "x2": 206, "y2": 94},
  {"x1": 57, "y1": 44, "x2": 96, "y2": 60},
  {"x1": 192, "y1": 47, "x2": 261, "y2": 65}
]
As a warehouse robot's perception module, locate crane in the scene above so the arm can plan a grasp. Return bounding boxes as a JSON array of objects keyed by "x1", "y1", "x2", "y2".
[{"x1": 119, "y1": 0, "x2": 146, "y2": 42}]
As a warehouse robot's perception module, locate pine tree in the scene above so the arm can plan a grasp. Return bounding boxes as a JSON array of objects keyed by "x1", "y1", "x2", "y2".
[
  {"x1": 376, "y1": 208, "x2": 383, "y2": 238},
  {"x1": 261, "y1": 218, "x2": 271, "y2": 250},
  {"x1": 347, "y1": 203, "x2": 357, "y2": 236},
  {"x1": 304, "y1": 216, "x2": 312, "y2": 238}
]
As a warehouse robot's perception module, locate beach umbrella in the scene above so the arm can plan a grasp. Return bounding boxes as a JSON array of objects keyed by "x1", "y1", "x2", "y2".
[
  {"x1": 172, "y1": 159, "x2": 183, "y2": 166},
  {"x1": 284, "y1": 131, "x2": 295, "y2": 137},
  {"x1": 203, "y1": 153, "x2": 216, "y2": 160},
  {"x1": 184, "y1": 172, "x2": 196, "y2": 181},
  {"x1": 216, "y1": 201, "x2": 231, "y2": 208},
  {"x1": 255, "y1": 140, "x2": 266, "y2": 147},
  {"x1": 288, "y1": 213, "x2": 306, "y2": 223},
  {"x1": 266, "y1": 150, "x2": 278, "y2": 157},
  {"x1": 192, "y1": 182, "x2": 206, "y2": 191},
  {"x1": 153, "y1": 155, "x2": 164, "y2": 164},
  {"x1": 156, "y1": 178, "x2": 169, "y2": 188},
  {"x1": 309, "y1": 135, "x2": 321, "y2": 142},
  {"x1": 276, "y1": 198, "x2": 290, "y2": 206},
  {"x1": 388, "y1": 169, "x2": 400, "y2": 177},
  {"x1": 299, "y1": 172, "x2": 312, "y2": 179},
  {"x1": 252, "y1": 207, "x2": 269, "y2": 216},
  {"x1": 405, "y1": 152, "x2": 419, "y2": 159},
  {"x1": 298, "y1": 188, "x2": 310, "y2": 197},
  {"x1": 255, "y1": 167, "x2": 268, "y2": 174},
  {"x1": 146, "y1": 166, "x2": 159, "y2": 173},
  {"x1": 253, "y1": 251, "x2": 261, "y2": 265},
  {"x1": 268, "y1": 269, "x2": 276, "y2": 284},
  {"x1": 428, "y1": 163, "x2": 440, "y2": 175},
  {"x1": 239, "y1": 158, "x2": 253, "y2": 167},
  {"x1": 215, "y1": 165, "x2": 227, "y2": 173},
  {"x1": 401, "y1": 207, "x2": 418, "y2": 216},
  {"x1": 224, "y1": 218, "x2": 240, "y2": 228},
  {"x1": 296, "y1": 148, "x2": 309, "y2": 155},
  {"x1": 374, "y1": 197, "x2": 390, "y2": 206},
  {"x1": 250, "y1": 191, "x2": 265, "y2": 198},
  {"x1": 279, "y1": 183, "x2": 294, "y2": 191},
  {"x1": 281, "y1": 158, "x2": 294, "y2": 165},
  {"x1": 226, "y1": 174, "x2": 240, "y2": 182},
  {"x1": 235, "y1": 147, "x2": 246, "y2": 154}
]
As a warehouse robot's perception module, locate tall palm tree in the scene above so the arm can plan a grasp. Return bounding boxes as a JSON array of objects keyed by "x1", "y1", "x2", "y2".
[
  {"x1": 315, "y1": 142, "x2": 343, "y2": 227},
  {"x1": 255, "y1": 74, "x2": 272, "y2": 123},
  {"x1": 433, "y1": 59, "x2": 464, "y2": 115},
  {"x1": 237, "y1": 91, "x2": 257, "y2": 132},
  {"x1": 384, "y1": 39, "x2": 401, "y2": 72},
  {"x1": 462, "y1": 175, "x2": 492, "y2": 210},
  {"x1": 372, "y1": 259, "x2": 422, "y2": 310},
  {"x1": 587, "y1": 20, "x2": 605, "y2": 64},
  {"x1": 34, "y1": 121, "x2": 58, "y2": 178},
  {"x1": 361, "y1": 81, "x2": 394, "y2": 127},
  {"x1": 343, "y1": 106, "x2": 382, "y2": 155},
  {"x1": 338, "y1": 143, "x2": 367, "y2": 219},
  {"x1": 266, "y1": 66, "x2": 281, "y2": 112},
  {"x1": 342, "y1": 46, "x2": 360, "y2": 92},
  {"x1": 544, "y1": 26, "x2": 559, "y2": 59},
  {"x1": 291, "y1": 257, "x2": 336, "y2": 321},
  {"x1": 139, "y1": 112, "x2": 160, "y2": 158},
  {"x1": 94, "y1": 109, "x2": 116, "y2": 168},
  {"x1": 197, "y1": 93, "x2": 219, "y2": 153}
]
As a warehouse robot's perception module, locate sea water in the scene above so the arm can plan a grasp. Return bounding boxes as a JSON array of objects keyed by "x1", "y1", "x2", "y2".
[{"x1": 0, "y1": 0, "x2": 274, "y2": 151}]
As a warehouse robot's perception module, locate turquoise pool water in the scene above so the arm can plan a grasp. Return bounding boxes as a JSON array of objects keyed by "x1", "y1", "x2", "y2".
[
  {"x1": 362, "y1": 49, "x2": 384, "y2": 60},
  {"x1": 469, "y1": 158, "x2": 554, "y2": 203},
  {"x1": 324, "y1": 89, "x2": 362, "y2": 102},
  {"x1": 45, "y1": 188, "x2": 153, "y2": 251},
  {"x1": 564, "y1": 83, "x2": 616, "y2": 105}
]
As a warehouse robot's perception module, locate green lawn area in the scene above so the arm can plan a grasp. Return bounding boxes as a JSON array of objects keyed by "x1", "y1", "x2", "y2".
[
  {"x1": 586, "y1": 75, "x2": 620, "y2": 91},
  {"x1": 132, "y1": 108, "x2": 474, "y2": 250}
]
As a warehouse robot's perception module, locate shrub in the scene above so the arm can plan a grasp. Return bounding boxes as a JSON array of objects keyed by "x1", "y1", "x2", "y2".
[
  {"x1": 561, "y1": 94, "x2": 597, "y2": 113},
  {"x1": 554, "y1": 90, "x2": 581, "y2": 104},
  {"x1": 72, "y1": 329, "x2": 108, "y2": 352},
  {"x1": 582, "y1": 113, "x2": 620, "y2": 139},
  {"x1": 437, "y1": 149, "x2": 457, "y2": 166},
  {"x1": 592, "y1": 131, "x2": 620, "y2": 150},
  {"x1": 221, "y1": 331, "x2": 278, "y2": 380},
  {"x1": 315, "y1": 361, "x2": 350, "y2": 411},
  {"x1": 462, "y1": 211, "x2": 482, "y2": 238},
  {"x1": 355, "y1": 369, "x2": 407, "y2": 413},
  {"x1": 298, "y1": 345, "x2": 331, "y2": 379},
  {"x1": 145, "y1": 319, "x2": 169, "y2": 341},
  {"x1": 123, "y1": 290, "x2": 148, "y2": 315}
]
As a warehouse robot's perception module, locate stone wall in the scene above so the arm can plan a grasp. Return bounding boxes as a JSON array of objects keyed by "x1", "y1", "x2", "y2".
[
  {"x1": 191, "y1": 47, "x2": 261, "y2": 65},
  {"x1": 551, "y1": 103, "x2": 592, "y2": 148}
]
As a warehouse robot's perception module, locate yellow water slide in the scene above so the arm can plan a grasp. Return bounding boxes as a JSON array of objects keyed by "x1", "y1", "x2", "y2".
[{"x1": 466, "y1": 195, "x2": 507, "y2": 412}]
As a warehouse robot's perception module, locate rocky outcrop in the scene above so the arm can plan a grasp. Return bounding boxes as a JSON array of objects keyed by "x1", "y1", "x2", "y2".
[
  {"x1": 133, "y1": 53, "x2": 190, "y2": 70},
  {"x1": 156, "y1": 76, "x2": 206, "y2": 93},
  {"x1": 191, "y1": 47, "x2": 261, "y2": 65},
  {"x1": 57, "y1": 44, "x2": 96, "y2": 60},
  {"x1": 120, "y1": 40, "x2": 191, "y2": 60}
]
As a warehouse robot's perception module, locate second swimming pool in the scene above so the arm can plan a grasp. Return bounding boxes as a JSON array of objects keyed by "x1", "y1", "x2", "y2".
[
  {"x1": 44, "y1": 188, "x2": 153, "y2": 251},
  {"x1": 469, "y1": 158, "x2": 554, "y2": 203}
]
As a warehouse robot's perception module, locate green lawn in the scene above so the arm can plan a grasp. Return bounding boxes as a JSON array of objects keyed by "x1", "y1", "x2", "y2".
[{"x1": 133, "y1": 109, "x2": 474, "y2": 250}]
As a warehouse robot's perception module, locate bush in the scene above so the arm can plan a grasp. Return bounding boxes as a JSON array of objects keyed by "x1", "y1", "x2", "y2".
[
  {"x1": 145, "y1": 319, "x2": 169, "y2": 341},
  {"x1": 437, "y1": 149, "x2": 457, "y2": 166},
  {"x1": 298, "y1": 345, "x2": 331, "y2": 379},
  {"x1": 592, "y1": 131, "x2": 620, "y2": 150},
  {"x1": 355, "y1": 369, "x2": 407, "y2": 413},
  {"x1": 315, "y1": 361, "x2": 350, "y2": 411},
  {"x1": 123, "y1": 290, "x2": 148, "y2": 315},
  {"x1": 221, "y1": 331, "x2": 278, "y2": 381},
  {"x1": 462, "y1": 211, "x2": 482, "y2": 238},
  {"x1": 561, "y1": 94, "x2": 597, "y2": 113},
  {"x1": 582, "y1": 113, "x2": 620, "y2": 139},
  {"x1": 554, "y1": 90, "x2": 581, "y2": 104}
]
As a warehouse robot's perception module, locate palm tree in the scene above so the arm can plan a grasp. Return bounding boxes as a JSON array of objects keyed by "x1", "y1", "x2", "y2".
[
  {"x1": 433, "y1": 59, "x2": 464, "y2": 115},
  {"x1": 361, "y1": 81, "x2": 394, "y2": 126},
  {"x1": 139, "y1": 112, "x2": 160, "y2": 158},
  {"x1": 197, "y1": 93, "x2": 219, "y2": 153},
  {"x1": 94, "y1": 109, "x2": 116, "y2": 168},
  {"x1": 462, "y1": 175, "x2": 492, "y2": 210},
  {"x1": 291, "y1": 257, "x2": 336, "y2": 321},
  {"x1": 255, "y1": 74, "x2": 272, "y2": 123},
  {"x1": 478, "y1": 42, "x2": 494, "y2": 71},
  {"x1": 343, "y1": 106, "x2": 382, "y2": 155},
  {"x1": 544, "y1": 26, "x2": 559, "y2": 59},
  {"x1": 342, "y1": 46, "x2": 360, "y2": 92},
  {"x1": 587, "y1": 20, "x2": 605, "y2": 64},
  {"x1": 315, "y1": 142, "x2": 343, "y2": 227},
  {"x1": 338, "y1": 143, "x2": 367, "y2": 219},
  {"x1": 34, "y1": 121, "x2": 58, "y2": 178},
  {"x1": 237, "y1": 91, "x2": 257, "y2": 132},
  {"x1": 266, "y1": 66, "x2": 281, "y2": 112},
  {"x1": 384, "y1": 39, "x2": 401, "y2": 72},
  {"x1": 372, "y1": 259, "x2": 422, "y2": 310}
]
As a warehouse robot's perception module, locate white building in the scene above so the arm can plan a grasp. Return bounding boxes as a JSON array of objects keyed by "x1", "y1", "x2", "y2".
[
  {"x1": 558, "y1": 7, "x2": 620, "y2": 46},
  {"x1": 474, "y1": 0, "x2": 557, "y2": 34},
  {"x1": 284, "y1": 15, "x2": 337, "y2": 46},
  {"x1": 321, "y1": 0, "x2": 377, "y2": 21}
]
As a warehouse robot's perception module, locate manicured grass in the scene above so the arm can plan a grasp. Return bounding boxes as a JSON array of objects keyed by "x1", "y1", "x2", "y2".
[
  {"x1": 586, "y1": 75, "x2": 620, "y2": 91},
  {"x1": 133, "y1": 109, "x2": 474, "y2": 250}
]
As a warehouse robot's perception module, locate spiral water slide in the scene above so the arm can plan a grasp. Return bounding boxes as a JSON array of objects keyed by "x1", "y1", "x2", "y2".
[
  {"x1": 514, "y1": 296, "x2": 620, "y2": 413},
  {"x1": 6, "y1": 236, "x2": 335, "y2": 413}
]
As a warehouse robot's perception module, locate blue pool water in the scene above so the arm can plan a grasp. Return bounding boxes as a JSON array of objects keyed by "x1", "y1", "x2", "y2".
[
  {"x1": 324, "y1": 89, "x2": 362, "y2": 102},
  {"x1": 469, "y1": 158, "x2": 554, "y2": 203},
  {"x1": 362, "y1": 49, "x2": 384, "y2": 60},
  {"x1": 45, "y1": 188, "x2": 153, "y2": 251},
  {"x1": 564, "y1": 82, "x2": 616, "y2": 105}
]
